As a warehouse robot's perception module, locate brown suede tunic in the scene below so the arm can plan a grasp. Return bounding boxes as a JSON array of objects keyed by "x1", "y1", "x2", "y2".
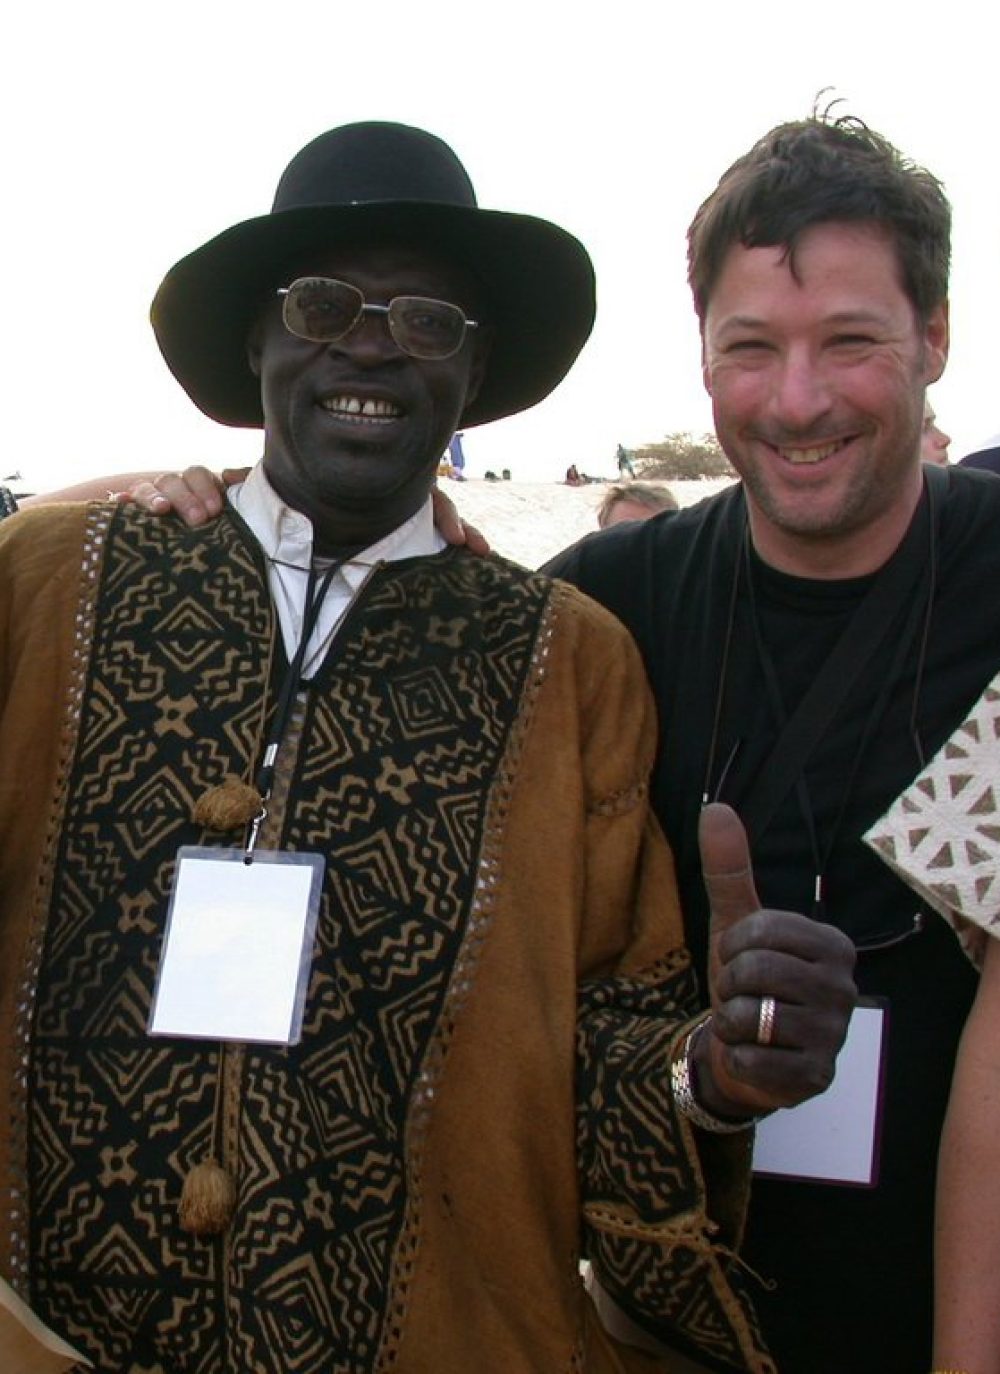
[{"x1": 0, "y1": 502, "x2": 771, "y2": 1373}]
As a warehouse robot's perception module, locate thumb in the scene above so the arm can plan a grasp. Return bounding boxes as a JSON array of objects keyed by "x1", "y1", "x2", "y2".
[{"x1": 699, "y1": 802, "x2": 762, "y2": 987}]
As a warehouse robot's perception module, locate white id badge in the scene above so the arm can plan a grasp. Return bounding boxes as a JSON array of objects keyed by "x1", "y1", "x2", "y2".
[
  {"x1": 149, "y1": 847, "x2": 324, "y2": 1045},
  {"x1": 752, "y1": 1000, "x2": 888, "y2": 1187}
]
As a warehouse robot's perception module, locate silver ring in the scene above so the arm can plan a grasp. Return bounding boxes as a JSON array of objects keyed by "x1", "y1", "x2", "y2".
[{"x1": 757, "y1": 995, "x2": 777, "y2": 1047}]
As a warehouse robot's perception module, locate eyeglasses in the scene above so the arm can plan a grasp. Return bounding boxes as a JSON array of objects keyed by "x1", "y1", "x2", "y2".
[{"x1": 277, "y1": 277, "x2": 480, "y2": 360}]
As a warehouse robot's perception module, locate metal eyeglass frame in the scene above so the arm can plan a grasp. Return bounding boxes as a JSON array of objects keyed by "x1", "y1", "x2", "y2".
[{"x1": 276, "y1": 277, "x2": 480, "y2": 360}]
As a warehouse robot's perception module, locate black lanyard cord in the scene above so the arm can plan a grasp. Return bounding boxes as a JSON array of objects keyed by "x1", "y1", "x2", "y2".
[{"x1": 254, "y1": 561, "x2": 341, "y2": 800}]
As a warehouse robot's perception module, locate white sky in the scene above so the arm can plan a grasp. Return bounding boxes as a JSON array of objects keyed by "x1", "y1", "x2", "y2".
[{"x1": 4, "y1": 1, "x2": 999, "y2": 491}]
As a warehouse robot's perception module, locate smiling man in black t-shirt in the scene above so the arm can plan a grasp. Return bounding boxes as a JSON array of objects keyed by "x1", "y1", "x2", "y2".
[{"x1": 546, "y1": 114, "x2": 1000, "y2": 1372}]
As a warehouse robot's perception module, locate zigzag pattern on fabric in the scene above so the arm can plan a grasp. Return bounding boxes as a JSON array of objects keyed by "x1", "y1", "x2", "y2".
[{"x1": 25, "y1": 507, "x2": 550, "y2": 1373}]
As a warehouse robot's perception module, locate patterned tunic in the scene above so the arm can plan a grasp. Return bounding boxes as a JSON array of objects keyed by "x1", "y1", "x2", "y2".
[{"x1": 0, "y1": 502, "x2": 771, "y2": 1373}]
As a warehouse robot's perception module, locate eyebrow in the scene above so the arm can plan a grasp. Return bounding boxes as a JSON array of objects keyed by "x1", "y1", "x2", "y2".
[
  {"x1": 818, "y1": 310, "x2": 891, "y2": 327},
  {"x1": 713, "y1": 308, "x2": 891, "y2": 335}
]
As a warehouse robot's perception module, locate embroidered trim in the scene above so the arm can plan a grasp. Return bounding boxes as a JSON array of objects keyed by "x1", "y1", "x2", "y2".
[
  {"x1": 221, "y1": 1041, "x2": 243, "y2": 1325},
  {"x1": 8, "y1": 505, "x2": 111, "y2": 1294},
  {"x1": 590, "y1": 778, "x2": 649, "y2": 817},
  {"x1": 583, "y1": 1202, "x2": 722, "y2": 1245},
  {"x1": 587, "y1": 1216, "x2": 778, "y2": 1374},
  {"x1": 376, "y1": 587, "x2": 560, "y2": 1370}
]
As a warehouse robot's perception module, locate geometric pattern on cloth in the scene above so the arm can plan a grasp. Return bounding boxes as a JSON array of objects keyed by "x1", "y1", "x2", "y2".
[
  {"x1": 23, "y1": 506, "x2": 550, "y2": 1373},
  {"x1": 578, "y1": 970, "x2": 775, "y2": 1373},
  {"x1": 864, "y1": 675, "x2": 1000, "y2": 955}
]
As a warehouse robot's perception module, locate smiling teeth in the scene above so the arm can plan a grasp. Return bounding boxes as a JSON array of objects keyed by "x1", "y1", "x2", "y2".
[
  {"x1": 780, "y1": 441, "x2": 842, "y2": 465},
  {"x1": 323, "y1": 395, "x2": 402, "y2": 419}
]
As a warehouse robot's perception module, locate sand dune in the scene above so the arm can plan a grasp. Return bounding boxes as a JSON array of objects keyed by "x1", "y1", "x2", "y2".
[{"x1": 445, "y1": 477, "x2": 734, "y2": 569}]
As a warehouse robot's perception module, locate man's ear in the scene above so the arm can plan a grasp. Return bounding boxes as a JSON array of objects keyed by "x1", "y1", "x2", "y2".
[
  {"x1": 922, "y1": 299, "x2": 949, "y2": 385},
  {"x1": 700, "y1": 329, "x2": 713, "y2": 397}
]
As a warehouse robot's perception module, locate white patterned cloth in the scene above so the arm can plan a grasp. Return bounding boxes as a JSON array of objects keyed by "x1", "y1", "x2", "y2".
[{"x1": 864, "y1": 675, "x2": 1000, "y2": 966}]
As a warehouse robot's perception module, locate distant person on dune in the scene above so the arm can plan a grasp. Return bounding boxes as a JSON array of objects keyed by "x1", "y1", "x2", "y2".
[{"x1": 447, "y1": 430, "x2": 467, "y2": 479}]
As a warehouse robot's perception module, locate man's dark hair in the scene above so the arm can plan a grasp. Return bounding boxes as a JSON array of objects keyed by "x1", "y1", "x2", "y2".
[{"x1": 687, "y1": 112, "x2": 951, "y2": 323}]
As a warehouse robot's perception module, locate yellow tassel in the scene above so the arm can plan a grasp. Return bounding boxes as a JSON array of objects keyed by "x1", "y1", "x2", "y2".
[
  {"x1": 179, "y1": 1158, "x2": 236, "y2": 1236},
  {"x1": 192, "y1": 778, "x2": 263, "y2": 832}
]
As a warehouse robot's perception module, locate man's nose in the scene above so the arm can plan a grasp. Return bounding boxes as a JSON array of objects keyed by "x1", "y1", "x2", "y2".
[
  {"x1": 769, "y1": 350, "x2": 832, "y2": 429},
  {"x1": 329, "y1": 306, "x2": 399, "y2": 362}
]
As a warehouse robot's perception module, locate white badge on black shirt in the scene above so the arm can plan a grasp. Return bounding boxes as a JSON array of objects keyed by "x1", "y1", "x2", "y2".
[{"x1": 752, "y1": 1000, "x2": 888, "y2": 1187}]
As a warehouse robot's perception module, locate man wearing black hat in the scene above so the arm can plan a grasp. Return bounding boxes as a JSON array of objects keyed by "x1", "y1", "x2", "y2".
[{"x1": 0, "y1": 122, "x2": 854, "y2": 1373}]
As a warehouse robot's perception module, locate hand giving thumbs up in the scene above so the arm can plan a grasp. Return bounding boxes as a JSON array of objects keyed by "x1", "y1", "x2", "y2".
[{"x1": 690, "y1": 803, "x2": 857, "y2": 1121}]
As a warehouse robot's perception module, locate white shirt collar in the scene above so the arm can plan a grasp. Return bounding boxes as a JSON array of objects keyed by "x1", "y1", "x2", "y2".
[{"x1": 228, "y1": 460, "x2": 446, "y2": 580}]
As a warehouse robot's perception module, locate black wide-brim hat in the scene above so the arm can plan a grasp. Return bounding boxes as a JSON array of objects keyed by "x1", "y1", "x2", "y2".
[{"x1": 151, "y1": 122, "x2": 596, "y2": 429}]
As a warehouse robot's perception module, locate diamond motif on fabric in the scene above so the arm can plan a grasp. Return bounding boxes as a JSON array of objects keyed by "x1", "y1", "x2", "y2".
[
  {"x1": 25, "y1": 514, "x2": 551, "y2": 1371},
  {"x1": 865, "y1": 670, "x2": 1000, "y2": 946}
]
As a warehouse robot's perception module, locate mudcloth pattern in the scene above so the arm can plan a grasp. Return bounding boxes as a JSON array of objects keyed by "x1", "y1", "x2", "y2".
[{"x1": 22, "y1": 507, "x2": 549, "y2": 1372}]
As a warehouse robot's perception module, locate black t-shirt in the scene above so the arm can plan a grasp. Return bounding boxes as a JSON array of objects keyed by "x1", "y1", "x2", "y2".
[{"x1": 547, "y1": 468, "x2": 1000, "y2": 1373}]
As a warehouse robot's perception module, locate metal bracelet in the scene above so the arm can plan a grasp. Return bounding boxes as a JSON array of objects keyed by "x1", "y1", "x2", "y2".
[{"x1": 671, "y1": 1016, "x2": 758, "y2": 1134}]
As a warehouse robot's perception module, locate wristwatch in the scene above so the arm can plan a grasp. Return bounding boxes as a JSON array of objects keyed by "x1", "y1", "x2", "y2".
[{"x1": 671, "y1": 1016, "x2": 758, "y2": 1134}]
